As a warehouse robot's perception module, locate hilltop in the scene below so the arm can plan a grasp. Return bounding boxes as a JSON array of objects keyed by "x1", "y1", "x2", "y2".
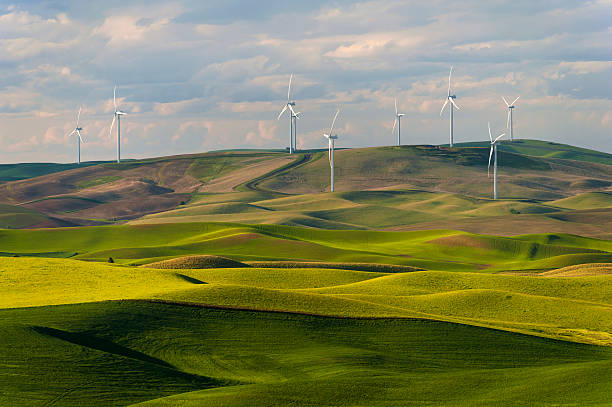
[{"x1": 0, "y1": 140, "x2": 609, "y2": 234}]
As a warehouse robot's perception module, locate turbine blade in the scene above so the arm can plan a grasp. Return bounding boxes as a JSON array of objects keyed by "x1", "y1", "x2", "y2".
[
  {"x1": 277, "y1": 105, "x2": 288, "y2": 120},
  {"x1": 507, "y1": 110, "x2": 511, "y2": 128},
  {"x1": 109, "y1": 114, "x2": 116, "y2": 137},
  {"x1": 328, "y1": 139, "x2": 332, "y2": 164},
  {"x1": 488, "y1": 122, "x2": 492, "y2": 142},
  {"x1": 287, "y1": 74, "x2": 293, "y2": 101},
  {"x1": 450, "y1": 98, "x2": 460, "y2": 110},
  {"x1": 502, "y1": 96, "x2": 509, "y2": 107},
  {"x1": 512, "y1": 96, "x2": 520, "y2": 105},
  {"x1": 113, "y1": 86, "x2": 117, "y2": 110},
  {"x1": 488, "y1": 146, "x2": 493, "y2": 177},
  {"x1": 494, "y1": 133, "x2": 506, "y2": 143},
  {"x1": 288, "y1": 104, "x2": 296, "y2": 116},
  {"x1": 392, "y1": 117, "x2": 397, "y2": 133},
  {"x1": 76, "y1": 106, "x2": 82, "y2": 126},
  {"x1": 77, "y1": 129, "x2": 84, "y2": 143},
  {"x1": 448, "y1": 65, "x2": 453, "y2": 95},
  {"x1": 439, "y1": 98, "x2": 449, "y2": 116},
  {"x1": 395, "y1": 98, "x2": 398, "y2": 115},
  {"x1": 66, "y1": 129, "x2": 76, "y2": 138},
  {"x1": 330, "y1": 108, "x2": 340, "y2": 136}
]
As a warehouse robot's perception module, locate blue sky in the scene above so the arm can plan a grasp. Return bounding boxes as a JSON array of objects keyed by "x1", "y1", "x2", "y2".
[{"x1": 0, "y1": 0, "x2": 610, "y2": 163}]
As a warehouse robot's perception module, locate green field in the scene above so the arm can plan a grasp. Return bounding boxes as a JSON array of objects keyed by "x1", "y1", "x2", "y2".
[{"x1": 1, "y1": 253, "x2": 612, "y2": 405}]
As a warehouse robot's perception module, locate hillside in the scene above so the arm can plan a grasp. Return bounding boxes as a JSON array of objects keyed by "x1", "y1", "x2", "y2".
[
  {"x1": 0, "y1": 140, "x2": 609, "y2": 233},
  {"x1": 2, "y1": 253, "x2": 612, "y2": 405},
  {"x1": 2, "y1": 223, "x2": 610, "y2": 273}
]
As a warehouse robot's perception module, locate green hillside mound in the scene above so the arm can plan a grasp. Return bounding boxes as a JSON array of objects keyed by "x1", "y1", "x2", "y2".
[
  {"x1": 245, "y1": 261, "x2": 422, "y2": 273},
  {"x1": 143, "y1": 255, "x2": 249, "y2": 269},
  {"x1": 1, "y1": 301, "x2": 611, "y2": 406},
  {"x1": 541, "y1": 263, "x2": 612, "y2": 277}
]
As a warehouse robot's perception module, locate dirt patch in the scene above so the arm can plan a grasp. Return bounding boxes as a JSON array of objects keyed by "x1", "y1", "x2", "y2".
[
  {"x1": 143, "y1": 255, "x2": 249, "y2": 269},
  {"x1": 428, "y1": 234, "x2": 492, "y2": 250},
  {"x1": 540, "y1": 263, "x2": 612, "y2": 277},
  {"x1": 198, "y1": 156, "x2": 294, "y2": 193}
]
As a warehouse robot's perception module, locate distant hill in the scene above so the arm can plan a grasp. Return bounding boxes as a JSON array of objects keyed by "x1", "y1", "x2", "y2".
[
  {"x1": 452, "y1": 139, "x2": 612, "y2": 165},
  {"x1": 0, "y1": 161, "x2": 106, "y2": 182},
  {"x1": 0, "y1": 140, "x2": 609, "y2": 232}
]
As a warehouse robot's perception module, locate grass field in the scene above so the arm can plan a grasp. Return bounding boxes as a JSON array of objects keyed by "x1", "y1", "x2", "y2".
[
  {"x1": 2, "y1": 255, "x2": 612, "y2": 405},
  {"x1": 1, "y1": 222, "x2": 611, "y2": 272}
]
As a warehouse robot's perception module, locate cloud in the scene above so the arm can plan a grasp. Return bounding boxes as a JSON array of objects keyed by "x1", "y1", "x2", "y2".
[
  {"x1": 246, "y1": 120, "x2": 277, "y2": 145},
  {"x1": 1, "y1": 0, "x2": 612, "y2": 164}
]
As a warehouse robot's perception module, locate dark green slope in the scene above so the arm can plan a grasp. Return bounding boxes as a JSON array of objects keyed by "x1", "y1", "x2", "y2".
[
  {"x1": 1, "y1": 301, "x2": 611, "y2": 406},
  {"x1": 0, "y1": 162, "x2": 106, "y2": 182}
]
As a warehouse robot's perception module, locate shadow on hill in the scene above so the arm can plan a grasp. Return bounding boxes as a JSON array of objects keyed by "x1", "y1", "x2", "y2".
[{"x1": 31, "y1": 325, "x2": 176, "y2": 368}]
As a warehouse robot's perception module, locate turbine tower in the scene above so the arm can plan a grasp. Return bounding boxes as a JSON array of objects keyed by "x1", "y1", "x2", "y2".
[
  {"x1": 109, "y1": 86, "x2": 127, "y2": 163},
  {"x1": 392, "y1": 98, "x2": 405, "y2": 146},
  {"x1": 502, "y1": 96, "x2": 520, "y2": 141},
  {"x1": 66, "y1": 106, "x2": 84, "y2": 165},
  {"x1": 487, "y1": 122, "x2": 506, "y2": 200},
  {"x1": 292, "y1": 109, "x2": 302, "y2": 152},
  {"x1": 323, "y1": 108, "x2": 340, "y2": 192},
  {"x1": 277, "y1": 74, "x2": 298, "y2": 154},
  {"x1": 440, "y1": 66, "x2": 460, "y2": 147}
]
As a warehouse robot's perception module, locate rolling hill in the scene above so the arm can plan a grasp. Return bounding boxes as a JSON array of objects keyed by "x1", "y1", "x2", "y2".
[
  {"x1": 1, "y1": 138, "x2": 610, "y2": 405},
  {"x1": 2, "y1": 255, "x2": 612, "y2": 405},
  {"x1": 0, "y1": 140, "x2": 610, "y2": 234}
]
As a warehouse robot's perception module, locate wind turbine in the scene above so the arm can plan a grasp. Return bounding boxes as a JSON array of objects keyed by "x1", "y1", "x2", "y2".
[
  {"x1": 440, "y1": 66, "x2": 460, "y2": 147},
  {"x1": 502, "y1": 96, "x2": 520, "y2": 141},
  {"x1": 109, "y1": 86, "x2": 127, "y2": 163},
  {"x1": 277, "y1": 74, "x2": 298, "y2": 154},
  {"x1": 323, "y1": 108, "x2": 340, "y2": 192},
  {"x1": 487, "y1": 122, "x2": 506, "y2": 200},
  {"x1": 392, "y1": 98, "x2": 405, "y2": 146},
  {"x1": 66, "y1": 106, "x2": 84, "y2": 165}
]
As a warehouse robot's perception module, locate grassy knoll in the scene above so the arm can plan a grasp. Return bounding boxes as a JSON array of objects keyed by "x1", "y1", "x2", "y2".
[{"x1": 1, "y1": 301, "x2": 611, "y2": 406}]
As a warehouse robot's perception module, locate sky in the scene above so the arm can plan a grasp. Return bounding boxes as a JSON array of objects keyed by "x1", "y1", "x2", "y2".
[{"x1": 0, "y1": 0, "x2": 610, "y2": 164}]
